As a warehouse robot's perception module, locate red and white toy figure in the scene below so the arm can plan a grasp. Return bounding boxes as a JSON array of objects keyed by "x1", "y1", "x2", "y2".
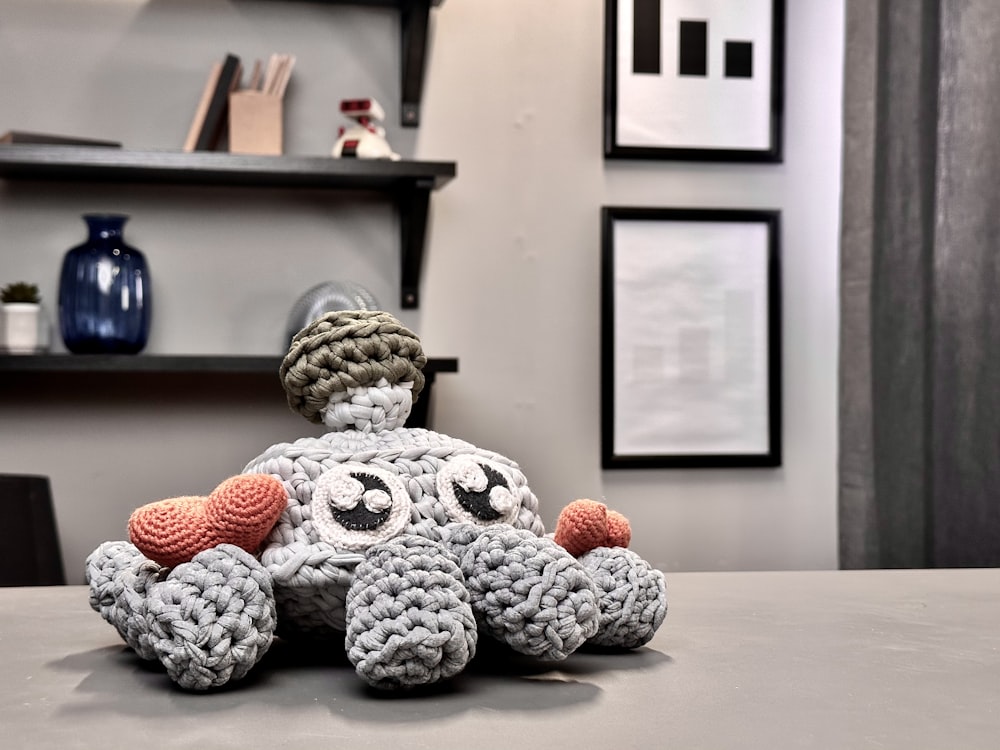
[{"x1": 331, "y1": 98, "x2": 400, "y2": 160}]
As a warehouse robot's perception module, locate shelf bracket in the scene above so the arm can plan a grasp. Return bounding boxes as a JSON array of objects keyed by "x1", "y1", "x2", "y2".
[
  {"x1": 398, "y1": 178, "x2": 433, "y2": 308},
  {"x1": 400, "y1": 0, "x2": 432, "y2": 127}
]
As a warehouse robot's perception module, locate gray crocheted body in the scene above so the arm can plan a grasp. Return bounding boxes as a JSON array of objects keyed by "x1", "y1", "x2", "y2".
[
  {"x1": 86, "y1": 311, "x2": 666, "y2": 692},
  {"x1": 243, "y1": 427, "x2": 560, "y2": 638},
  {"x1": 240, "y1": 426, "x2": 664, "y2": 680},
  {"x1": 86, "y1": 424, "x2": 667, "y2": 690}
]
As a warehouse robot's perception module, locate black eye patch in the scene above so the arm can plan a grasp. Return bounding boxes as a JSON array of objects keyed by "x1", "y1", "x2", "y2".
[
  {"x1": 331, "y1": 473, "x2": 392, "y2": 531},
  {"x1": 452, "y1": 463, "x2": 508, "y2": 521}
]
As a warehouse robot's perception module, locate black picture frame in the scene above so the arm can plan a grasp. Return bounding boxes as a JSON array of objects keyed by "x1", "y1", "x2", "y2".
[
  {"x1": 601, "y1": 206, "x2": 782, "y2": 468},
  {"x1": 603, "y1": 0, "x2": 785, "y2": 162}
]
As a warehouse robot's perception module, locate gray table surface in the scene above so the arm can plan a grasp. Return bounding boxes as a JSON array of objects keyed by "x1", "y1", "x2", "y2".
[{"x1": 2, "y1": 569, "x2": 998, "y2": 749}]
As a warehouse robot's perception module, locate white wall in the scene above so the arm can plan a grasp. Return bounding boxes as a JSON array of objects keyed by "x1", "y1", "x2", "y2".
[{"x1": 0, "y1": 0, "x2": 843, "y2": 580}]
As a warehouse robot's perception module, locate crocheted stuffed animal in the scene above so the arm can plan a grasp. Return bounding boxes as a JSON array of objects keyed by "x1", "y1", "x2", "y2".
[{"x1": 86, "y1": 311, "x2": 667, "y2": 691}]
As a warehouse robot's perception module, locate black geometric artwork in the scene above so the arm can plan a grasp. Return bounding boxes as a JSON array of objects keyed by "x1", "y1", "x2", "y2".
[
  {"x1": 604, "y1": 0, "x2": 786, "y2": 161},
  {"x1": 725, "y1": 40, "x2": 754, "y2": 78},
  {"x1": 632, "y1": 0, "x2": 661, "y2": 74},
  {"x1": 678, "y1": 20, "x2": 708, "y2": 76}
]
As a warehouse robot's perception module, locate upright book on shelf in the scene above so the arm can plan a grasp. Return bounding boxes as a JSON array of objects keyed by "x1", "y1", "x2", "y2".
[
  {"x1": 189, "y1": 54, "x2": 242, "y2": 152},
  {"x1": 182, "y1": 62, "x2": 223, "y2": 152}
]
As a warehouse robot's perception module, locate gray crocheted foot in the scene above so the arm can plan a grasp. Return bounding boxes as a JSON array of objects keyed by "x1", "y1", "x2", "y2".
[
  {"x1": 345, "y1": 535, "x2": 477, "y2": 689},
  {"x1": 578, "y1": 546, "x2": 667, "y2": 649},
  {"x1": 144, "y1": 544, "x2": 277, "y2": 690},
  {"x1": 444, "y1": 524, "x2": 600, "y2": 660},
  {"x1": 86, "y1": 540, "x2": 167, "y2": 660}
]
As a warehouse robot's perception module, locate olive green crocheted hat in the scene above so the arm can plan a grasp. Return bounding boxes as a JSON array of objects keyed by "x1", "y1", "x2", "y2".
[{"x1": 280, "y1": 310, "x2": 427, "y2": 423}]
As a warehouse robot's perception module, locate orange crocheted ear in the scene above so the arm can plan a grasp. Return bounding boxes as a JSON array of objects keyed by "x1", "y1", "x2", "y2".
[
  {"x1": 128, "y1": 474, "x2": 287, "y2": 568},
  {"x1": 553, "y1": 499, "x2": 632, "y2": 557},
  {"x1": 605, "y1": 509, "x2": 632, "y2": 548}
]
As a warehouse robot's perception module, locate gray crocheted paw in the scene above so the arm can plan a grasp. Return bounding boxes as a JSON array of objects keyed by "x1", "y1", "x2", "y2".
[
  {"x1": 444, "y1": 524, "x2": 600, "y2": 660},
  {"x1": 85, "y1": 540, "x2": 166, "y2": 660},
  {"x1": 143, "y1": 544, "x2": 276, "y2": 690},
  {"x1": 345, "y1": 535, "x2": 477, "y2": 689},
  {"x1": 578, "y1": 546, "x2": 666, "y2": 649}
]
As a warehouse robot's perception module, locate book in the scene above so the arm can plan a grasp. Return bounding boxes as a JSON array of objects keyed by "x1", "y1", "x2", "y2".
[
  {"x1": 192, "y1": 53, "x2": 242, "y2": 152},
  {"x1": 0, "y1": 131, "x2": 120, "y2": 147},
  {"x1": 182, "y1": 61, "x2": 222, "y2": 152}
]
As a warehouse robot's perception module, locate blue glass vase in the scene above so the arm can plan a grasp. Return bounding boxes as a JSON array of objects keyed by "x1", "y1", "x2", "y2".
[{"x1": 58, "y1": 214, "x2": 151, "y2": 354}]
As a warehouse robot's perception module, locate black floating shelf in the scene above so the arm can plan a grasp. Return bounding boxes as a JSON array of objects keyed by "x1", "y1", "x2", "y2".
[
  {"x1": 0, "y1": 354, "x2": 458, "y2": 428},
  {"x1": 0, "y1": 353, "x2": 458, "y2": 376},
  {"x1": 0, "y1": 147, "x2": 455, "y2": 190},
  {"x1": 0, "y1": 146, "x2": 456, "y2": 309}
]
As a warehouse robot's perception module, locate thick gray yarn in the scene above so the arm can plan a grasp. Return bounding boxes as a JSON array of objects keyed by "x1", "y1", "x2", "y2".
[
  {"x1": 86, "y1": 540, "x2": 167, "y2": 661},
  {"x1": 579, "y1": 546, "x2": 667, "y2": 649},
  {"x1": 144, "y1": 545, "x2": 276, "y2": 690},
  {"x1": 88, "y1": 542, "x2": 276, "y2": 691},
  {"x1": 345, "y1": 534, "x2": 477, "y2": 689},
  {"x1": 444, "y1": 523, "x2": 600, "y2": 660},
  {"x1": 244, "y1": 427, "x2": 546, "y2": 639}
]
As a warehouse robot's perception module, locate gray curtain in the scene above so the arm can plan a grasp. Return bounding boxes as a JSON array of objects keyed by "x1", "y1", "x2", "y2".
[{"x1": 839, "y1": 0, "x2": 1000, "y2": 568}]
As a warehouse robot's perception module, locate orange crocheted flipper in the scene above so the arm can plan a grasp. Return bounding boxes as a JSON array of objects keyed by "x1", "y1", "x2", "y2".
[
  {"x1": 553, "y1": 499, "x2": 632, "y2": 557},
  {"x1": 128, "y1": 474, "x2": 287, "y2": 568}
]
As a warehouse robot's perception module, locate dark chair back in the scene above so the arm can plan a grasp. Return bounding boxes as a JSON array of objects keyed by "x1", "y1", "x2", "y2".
[{"x1": 0, "y1": 474, "x2": 66, "y2": 586}]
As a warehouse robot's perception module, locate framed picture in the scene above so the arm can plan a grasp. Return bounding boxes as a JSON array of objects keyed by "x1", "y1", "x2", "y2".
[
  {"x1": 603, "y1": 0, "x2": 785, "y2": 161},
  {"x1": 601, "y1": 207, "x2": 781, "y2": 468}
]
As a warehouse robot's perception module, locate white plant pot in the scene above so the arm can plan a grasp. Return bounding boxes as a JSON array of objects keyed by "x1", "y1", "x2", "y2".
[{"x1": 1, "y1": 303, "x2": 49, "y2": 354}]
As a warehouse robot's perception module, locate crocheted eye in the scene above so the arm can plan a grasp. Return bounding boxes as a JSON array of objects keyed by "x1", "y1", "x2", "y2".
[
  {"x1": 310, "y1": 463, "x2": 412, "y2": 550},
  {"x1": 436, "y1": 456, "x2": 520, "y2": 526}
]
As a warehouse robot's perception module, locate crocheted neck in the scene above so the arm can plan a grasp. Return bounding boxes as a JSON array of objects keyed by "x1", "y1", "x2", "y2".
[{"x1": 320, "y1": 377, "x2": 414, "y2": 433}]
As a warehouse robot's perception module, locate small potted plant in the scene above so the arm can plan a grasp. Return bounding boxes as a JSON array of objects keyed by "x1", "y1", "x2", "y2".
[{"x1": 1, "y1": 282, "x2": 49, "y2": 354}]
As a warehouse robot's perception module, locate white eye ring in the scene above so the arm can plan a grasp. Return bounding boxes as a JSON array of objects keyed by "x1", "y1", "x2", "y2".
[
  {"x1": 436, "y1": 456, "x2": 520, "y2": 526},
  {"x1": 311, "y1": 463, "x2": 412, "y2": 551}
]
